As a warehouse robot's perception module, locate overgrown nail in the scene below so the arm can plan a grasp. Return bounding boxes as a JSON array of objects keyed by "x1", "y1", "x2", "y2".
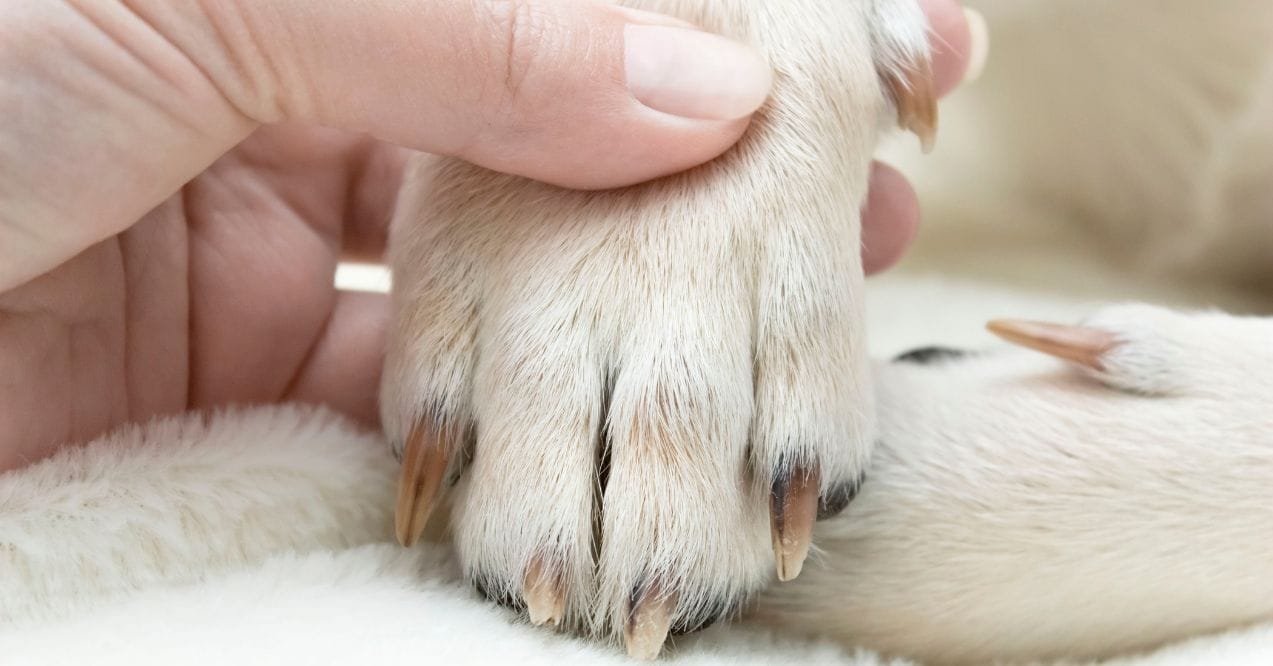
[
  {"x1": 770, "y1": 463, "x2": 820, "y2": 582},
  {"x1": 394, "y1": 418, "x2": 449, "y2": 547}
]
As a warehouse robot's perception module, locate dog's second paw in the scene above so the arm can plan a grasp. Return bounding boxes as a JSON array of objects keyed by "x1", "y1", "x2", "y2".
[{"x1": 989, "y1": 303, "x2": 1273, "y2": 397}]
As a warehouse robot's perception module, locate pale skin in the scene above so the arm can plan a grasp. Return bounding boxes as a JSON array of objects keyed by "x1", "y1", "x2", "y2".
[{"x1": 0, "y1": 0, "x2": 970, "y2": 472}]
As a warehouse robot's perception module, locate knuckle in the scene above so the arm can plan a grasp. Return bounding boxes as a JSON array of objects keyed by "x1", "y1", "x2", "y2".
[{"x1": 481, "y1": 0, "x2": 553, "y2": 111}]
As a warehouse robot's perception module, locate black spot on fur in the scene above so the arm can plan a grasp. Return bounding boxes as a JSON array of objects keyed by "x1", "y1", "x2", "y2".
[
  {"x1": 473, "y1": 576, "x2": 524, "y2": 613},
  {"x1": 670, "y1": 596, "x2": 740, "y2": 636},
  {"x1": 891, "y1": 346, "x2": 971, "y2": 365}
]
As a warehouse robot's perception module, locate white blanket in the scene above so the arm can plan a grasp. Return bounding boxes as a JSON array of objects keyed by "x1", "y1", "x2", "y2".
[{"x1": 3, "y1": 272, "x2": 1271, "y2": 665}]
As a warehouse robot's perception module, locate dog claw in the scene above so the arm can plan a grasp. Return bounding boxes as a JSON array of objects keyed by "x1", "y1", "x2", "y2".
[
  {"x1": 394, "y1": 419, "x2": 449, "y2": 547},
  {"x1": 884, "y1": 57, "x2": 939, "y2": 153},
  {"x1": 770, "y1": 464, "x2": 820, "y2": 582},
  {"x1": 523, "y1": 556, "x2": 566, "y2": 627},
  {"x1": 626, "y1": 582, "x2": 677, "y2": 660},
  {"x1": 987, "y1": 319, "x2": 1119, "y2": 371}
]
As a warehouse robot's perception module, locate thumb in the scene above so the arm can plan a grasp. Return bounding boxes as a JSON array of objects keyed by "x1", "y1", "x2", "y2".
[
  {"x1": 0, "y1": 0, "x2": 770, "y2": 290},
  {"x1": 167, "y1": 0, "x2": 773, "y2": 188}
]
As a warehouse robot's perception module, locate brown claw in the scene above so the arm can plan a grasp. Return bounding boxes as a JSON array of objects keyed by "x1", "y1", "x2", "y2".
[
  {"x1": 986, "y1": 319, "x2": 1120, "y2": 371},
  {"x1": 523, "y1": 556, "x2": 566, "y2": 627},
  {"x1": 626, "y1": 582, "x2": 677, "y2": 661},
  {"x1": 883, "y1": 57, "x2": 939, "y2": 153},
  {"x1": 770, "y1": 464, "x2": 820, "y2": 582},
  {"x1": 394, "y1": 419, "x2": 449, "y2": 547}
]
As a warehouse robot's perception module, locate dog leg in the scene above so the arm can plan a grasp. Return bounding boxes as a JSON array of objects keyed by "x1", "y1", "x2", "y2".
[{"x1": 756, "y1": 304, "x2": 1273, "y2": 664}]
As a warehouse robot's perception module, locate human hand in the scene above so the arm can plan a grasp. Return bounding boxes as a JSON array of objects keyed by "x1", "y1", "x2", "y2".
[
  {"x1": 0, "y1": 0, "x2": 977, "y2": 471},
  {"x1": 862, "y1": 0, "x2": 984, "y2": 273}
]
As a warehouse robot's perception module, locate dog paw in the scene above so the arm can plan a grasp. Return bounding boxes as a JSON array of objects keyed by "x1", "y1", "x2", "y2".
[
  {"x1": 989, "y1": 303, "x2": 1273, "y2": 397},
  {"x1": 380, "y1": 162, "x2": 870, "y2": 659},
  {"x1": 380, "y1": 0, "x2": 934, "y2": 658}
]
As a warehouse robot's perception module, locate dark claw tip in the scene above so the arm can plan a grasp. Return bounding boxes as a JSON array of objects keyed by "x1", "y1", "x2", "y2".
[{"x1": 818, "y1": 473, "x2": 864, "y2": 520}]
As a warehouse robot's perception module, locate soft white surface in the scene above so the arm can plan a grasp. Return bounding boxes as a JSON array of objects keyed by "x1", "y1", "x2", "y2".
[
  {"x1": 2, "y1": 276, "x2": 1272, "y2": 665},
  {"x1": 0, "y1": 404, "x2": 884, "y2": 665}
]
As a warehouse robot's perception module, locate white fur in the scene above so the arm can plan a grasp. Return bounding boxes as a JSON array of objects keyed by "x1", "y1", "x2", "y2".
[
  {"x1": 0, "y1": 406, "x2": 396, "y2": 625},
  {"x1": 760, "y1": 304, "x2": 1273, "y2": 664}
]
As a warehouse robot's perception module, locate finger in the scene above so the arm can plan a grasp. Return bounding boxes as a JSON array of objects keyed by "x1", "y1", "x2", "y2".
[
  {"x1": 200, "y1": 124, "x2": 403, "y2": 263},
  {"x1": 195, "y1": 0, "x2": 771, "y2": 187},
  {"x1": 341, "y1": 142, "x2": 411, "y2": 263},
  {"x1": 858, "y1": 2, "x2": 975, "y2": 277},
  {"x1": 0, "y1": 2, "x2": 256, "y2": 291},
  {"x1": 284, "y1": 290, "x2": 389, "y2": 427},
  {"x1": 920, "y1": 0, "x2": 975, "y2": 97},
  {"x1": 861, "y1": 162, "x2": 920, "y2": 275},
  {"x1": 1, "y1": 1, "x2": 770, "y2": 290}
]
